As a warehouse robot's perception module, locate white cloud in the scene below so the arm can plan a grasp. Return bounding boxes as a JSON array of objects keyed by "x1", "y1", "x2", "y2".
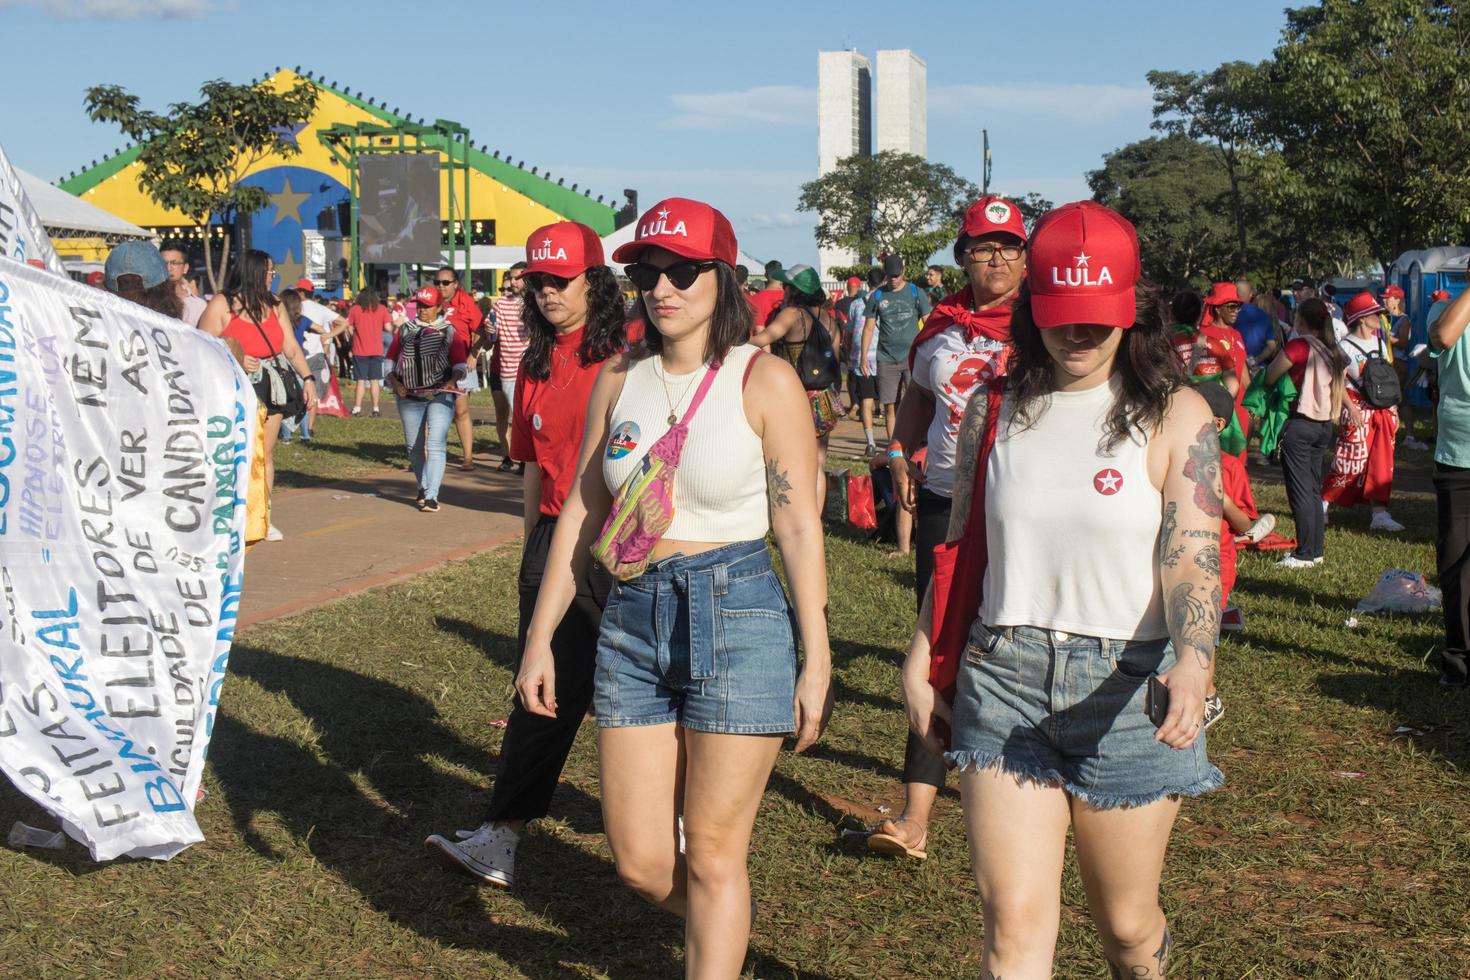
[
  {"x1": 746, "y1": 211, "x2": 809, "y2": 229},
  {"x1": 930, "y1": 83, "x2": 1152, "y2": 122},
  {"x1": 664, "y1": 85, "x2": 815, "y2": 130},
  {"x1": 0, "y1": 0, "x2": 222, "y2": 17}
]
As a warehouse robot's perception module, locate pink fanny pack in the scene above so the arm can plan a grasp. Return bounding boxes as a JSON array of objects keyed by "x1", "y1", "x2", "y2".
[{"x1": 590, "y1": 361, "x2": 722, "y2": 581}]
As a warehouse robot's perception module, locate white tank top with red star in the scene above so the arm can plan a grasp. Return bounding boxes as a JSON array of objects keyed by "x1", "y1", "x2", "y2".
[{"x1": 979, "y1": 375, "x2": 1168, "y2": 640}]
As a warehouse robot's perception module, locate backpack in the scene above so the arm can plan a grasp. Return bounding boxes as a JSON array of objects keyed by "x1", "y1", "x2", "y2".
[
  {"x1": 590, "y1": 362, "x2": 723, "y2": 581},
  {"x1": 785, "y1": 310, "x2": 841, "y2": 392},
  {"x1": 396, "y1": 321, "x2": 453, "y2": 391},
  {"x1": 1344, "y1": 336, "x2": 1401, "y2": 408}
]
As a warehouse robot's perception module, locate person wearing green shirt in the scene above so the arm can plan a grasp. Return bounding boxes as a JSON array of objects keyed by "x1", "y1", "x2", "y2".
[
  {"x1": 1427, "y1": 263, "x2": 1470, "y2": 689},
  {"x1": 859, "y1": 253, "x2": 932, "y2": 439}
]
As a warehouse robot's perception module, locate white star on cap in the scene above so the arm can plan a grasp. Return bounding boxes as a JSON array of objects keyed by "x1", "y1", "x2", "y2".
[
  {"x1": 1075, "y1": 251, "x2": 1091, "y2": 268},
  {"x1": 657, "y1": 208, "x2": 670, "y2": 220},
  {"x1": 542, "y1": 238, "x2": 552, "y2": 247}
]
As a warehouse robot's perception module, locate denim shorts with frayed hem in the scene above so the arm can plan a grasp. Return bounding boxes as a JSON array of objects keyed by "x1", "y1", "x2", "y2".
[
  {"x1": 944, "y1": 622, "x2": 1224, "y2": 809},
  {"x1": 593, "y1": 540, "x2": 797, "y2": 735}
]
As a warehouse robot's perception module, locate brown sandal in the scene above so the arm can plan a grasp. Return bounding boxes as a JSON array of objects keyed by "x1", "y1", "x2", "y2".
[{"x1": 866, "y1": 817, "x2": 928, "y2": 860}]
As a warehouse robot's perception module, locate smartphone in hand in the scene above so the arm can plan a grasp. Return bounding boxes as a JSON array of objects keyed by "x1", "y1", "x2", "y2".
[{"x1": 1145, "y1": 675, "x2": 1170, "y2": 728}]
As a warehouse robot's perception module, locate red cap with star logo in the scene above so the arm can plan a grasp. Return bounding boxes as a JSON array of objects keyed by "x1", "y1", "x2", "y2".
[
  {"x1": 611, "y1": 197, "x2": 738, "y2": 266},
  {"x1": 961, "y1": 195, "x2": 1027, "y2": 243},
  {"x1": 1027, "y1": 201, "x2": 1141, "y2": 329},
  {"x1": 524, "y1": 221, "x2": 605, "y2": 278}
]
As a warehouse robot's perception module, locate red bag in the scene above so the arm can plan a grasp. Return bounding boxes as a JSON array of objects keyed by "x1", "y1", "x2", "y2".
[
  {"x1": 847, "y1": 474, "x2": 877, "y2": 530},
  {"x1": 315, "y1": 369, "x2": 350, "y2": 418}
]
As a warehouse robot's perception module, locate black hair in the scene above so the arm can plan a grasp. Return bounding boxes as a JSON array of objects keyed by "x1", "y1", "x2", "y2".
[
  {"x1": 437, "y1": 266, "x2": 460, "y2": 281},
  {"x1": 927, "y1": 264, "x2": 944, "y2": 275},
  {"x1": 223, "y1": 249, "x2": 277, "y2": 324},
  {"x1": 865, "y1": 267, "x2": 884, "y2": 288},
  {"x1": 1170, "y1": 289, "x2": 1203, "y2": 326},
  {"x1": 1194, "y1": 380, "x2": 1236, "y2": 424},
  {"x1": 1007, "y1": 280, "x2": 1183, "y2": 454},
  {"x1": 159, "y1": 241, "x2": 188, "y2": 259},
  {"x1": 764, "y1": 260, "x2": 781, "y2": 277},
  {"x1": 783, "y1": 284, "x2": 825, "y2": 310},
  {"x1": 521, "y1": 266, "x2": 628, "y2": 381},
  {"x1": 355, "y1": 287, "x2": 380, "y2": 312},
  {"x1": 1321, "y1": 283, "x2": 1336, "y2": 298},
  {"x1": 630, "y1": 261, "x2": 753, "y2": 365},
  {"x1": 509, "y1": 261, "x2": 527, "y2": 271},
  {"x1": 734, "y1": 264, "x2": 749, "y2": 285}
]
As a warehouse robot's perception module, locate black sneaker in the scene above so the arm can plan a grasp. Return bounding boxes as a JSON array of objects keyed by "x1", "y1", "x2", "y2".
[
  {"x1": 415, "y1": 488, "x2": 426, "y2": 510},
  {"x1": 516, "y1": 462, "x2": 525, "y2": 476},
  {"x1": 497, "y1": 457, "x2": 515, "y2": 473},
  {"x1": 422, "y1": 498, "x2": 440, "y2": 513}
]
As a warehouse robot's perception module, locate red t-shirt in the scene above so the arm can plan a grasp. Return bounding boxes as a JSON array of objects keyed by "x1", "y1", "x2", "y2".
[
  {"x1": 511, "y1": 327, "x2": 605, "y2": 516},
  {"x1": 348, "y1": 305, "x2": 391, "y2": 357},
  {"x1": 1219, "y1": 451, "x2": 1249, "y2": 606},
  {"x1": 442, "y1": 287, "x2": 485, "y2": 349},
  {"x1": 1172, "y1": 324, "x2": 1246, "y2": 386},
  {"x1": 223, "y1": 310, "x2": 285, "y2": 358},
  {"x1": 750, "y1": 288, "x2": 784, "y2": 328},
  {"x1": 1283, "y1": 337, "x2": 1313, "y2": 389}
]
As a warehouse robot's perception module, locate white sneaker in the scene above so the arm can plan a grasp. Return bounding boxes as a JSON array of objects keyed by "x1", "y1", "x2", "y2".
[
  {"x1": 1244, "y1": 513, "x2": 1276, "y2": 544},
  {"x1": 425, "y1": 822, "x2": 518, "y2": 888},
  {"x1": 1277, "y1": 555, "x2": 1323, "y2": 569},
  {"x1": 1370, "y1": 511, "x2": 1404, "y2": 532},
  {"x1": 266, "y1": 524, "x2": 284, "y2": 542}
]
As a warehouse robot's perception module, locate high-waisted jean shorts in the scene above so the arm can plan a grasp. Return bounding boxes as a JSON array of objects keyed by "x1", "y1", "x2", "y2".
[
  {"x1": 945, "y1": 621, "x2": 1224, "y2": 809},
  {"x1": 593, "y1": 540, "x2": 797, "y2": 735}
]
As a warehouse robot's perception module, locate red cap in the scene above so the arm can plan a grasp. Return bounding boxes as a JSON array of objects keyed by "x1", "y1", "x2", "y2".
[
  {"x1": 1381, "y1": 284, "x2": 1404, "y2": 300},
  {"x1": 295, "y1": 277, "x2": 314, "y2": 292},
  {"x1": 414, "y1": 285, "x2": 442, "y2": 308},
  {"x1": 961, "y1": 195, "x2": 1027, "y2": 243},
  {"x1": 1432, "y1": 289, "x2": 1451, "y2": 302},
  {"x1": 1344, "y1": 291, "x2": 1386, "y2": 325},
  {"x1": 611, "y1": 197, "x2": 738, "y2": 266},
  {"x1": 846, "y1": 275, "x2": 862, "y2": 288},
  {"x1": 1027, "y1": 201, "x2": 1140, "y2": 329},
  {"x1": 1203, "y1": 282, "x2": 1244, "y2": 306},
  {"x1": 85, "y1": 270, "x2": 105, "y2": 286},
  {"x1": 524, "y1": 221, "x2": 604, "y2": 278}
]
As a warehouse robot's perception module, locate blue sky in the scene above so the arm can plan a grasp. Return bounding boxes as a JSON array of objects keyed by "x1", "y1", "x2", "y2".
[{"x1": 0, "y1": 0, "x2": 1292, "y2": 265}]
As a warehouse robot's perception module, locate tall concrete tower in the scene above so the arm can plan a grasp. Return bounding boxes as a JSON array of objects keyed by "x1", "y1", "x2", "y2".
[
  {"x1": 817, "y1": 50, "x2": 871, "y2": 277},
  {"x1": 875, "y1": 49, "x2": 926, "y2": 157}
]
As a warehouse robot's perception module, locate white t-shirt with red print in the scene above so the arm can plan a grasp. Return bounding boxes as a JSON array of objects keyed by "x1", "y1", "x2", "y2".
[{"x1": 911, "y1": 328, "x2": 1010, "y2": 498}]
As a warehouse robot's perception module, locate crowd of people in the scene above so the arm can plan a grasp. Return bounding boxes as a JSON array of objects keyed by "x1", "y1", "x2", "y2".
[{"x1": 80, "y1": 187, "x2": 1469, "y2": 978}]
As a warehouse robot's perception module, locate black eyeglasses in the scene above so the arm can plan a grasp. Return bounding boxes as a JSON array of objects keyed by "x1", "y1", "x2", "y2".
[
  {"x1": 434, "y1": 278, "x2": 456, "y2": 286},
  {"x1": 625, "y1": 260, "x2": 716, "y2": 292},
  {"x1": 965, "y1": 243, "x2": 1025, "y2": 263},
  {"x1": 524, "y1": 272, "x2": 573, "y2": 292},
  {"x1": 499, "y1": 285, "x2": 514, "y2": 292}
]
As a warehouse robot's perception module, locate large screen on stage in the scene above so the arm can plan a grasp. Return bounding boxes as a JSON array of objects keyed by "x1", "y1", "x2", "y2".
[{"x1": 358, "y1": 153, "x2": 441, "y2": 264}]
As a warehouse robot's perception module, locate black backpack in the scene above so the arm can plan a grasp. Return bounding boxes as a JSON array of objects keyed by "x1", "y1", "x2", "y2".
[
  {"x1": 1345, "y1": 336, "x2": 1401, "y2": 408},
  {"x1": 787, "y1": 310, "x2": 841, "y2": 392}
]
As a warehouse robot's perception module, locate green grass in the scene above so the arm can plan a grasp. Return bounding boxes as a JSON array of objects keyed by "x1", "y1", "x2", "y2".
[{"x1": 2, "y1": 479, "x2": 1467, "y2": 977}]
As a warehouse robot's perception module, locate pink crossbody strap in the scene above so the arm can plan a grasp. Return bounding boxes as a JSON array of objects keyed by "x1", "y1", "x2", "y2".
[{"x1": 676, "y1": 360, "x2": 723, "y2": 427}]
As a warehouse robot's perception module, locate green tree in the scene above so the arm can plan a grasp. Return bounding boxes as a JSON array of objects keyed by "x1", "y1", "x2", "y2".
[
  {"x1": 84, "y1": 78, "x2": 319, "y2": 290},
  {"x1": 1253, "y1": 0, "x2": 1470, "y2": 273},
  {"x1": 1088, "y1": 135, "x2": 1238, "y2": 286},
  {"x1": 1147, "y1": 62, "x2": 1263, "y2": 268},
  {"x1": 994, "y1": 192, "x2": 1055, "y2": 233},
  {"x1": 798, "y1": 150, "x2": 977, "y2": 268}
]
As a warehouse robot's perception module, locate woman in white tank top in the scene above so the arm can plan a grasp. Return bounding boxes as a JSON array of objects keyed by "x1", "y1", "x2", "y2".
[
  {"x1": 902, "y1": 202, "x2": 1224, "y2": 977},
  {"x1": 514, "y1": 198, "x2": 832, "y2": 977}
]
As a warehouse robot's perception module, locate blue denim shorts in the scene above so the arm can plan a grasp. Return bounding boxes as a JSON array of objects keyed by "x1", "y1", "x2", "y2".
[
  {"x1": 945, "y1": 622, "x2": 1224, "y2": 809},
  {"x1": 593, "y1": 540, "x2": 797, "y2": 735}
]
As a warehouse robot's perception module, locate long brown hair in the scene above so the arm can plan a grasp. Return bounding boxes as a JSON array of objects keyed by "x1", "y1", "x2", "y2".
[{"x1": 1296, "y1": 297, "x2": 1347, "y2": 418}]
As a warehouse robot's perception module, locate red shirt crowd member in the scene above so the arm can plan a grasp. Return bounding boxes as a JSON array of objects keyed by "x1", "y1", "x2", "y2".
[
  {"x1": 749, "y1": 261, "x2": 786, "y2": 328},
  {"x1": 424, "y1": 221, "x2": 626, "y2": 891},
  {"x1": 347, "y1": 289, "x2": 393, "y2": 416},
  {"x1": 867, "y1": 195, "x2": 1027, "y2": 863},
  {"x1": 431, "y1": 265, "x2": 485, "y2": 470},
  {"x1": 905, "y1": 201, "x2": 1222, "y2": 978}
]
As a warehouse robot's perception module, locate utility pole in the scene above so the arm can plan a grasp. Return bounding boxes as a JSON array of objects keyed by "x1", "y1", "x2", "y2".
[{"x1": 982, "y1": 129, "x2": 992, "y2": 195}]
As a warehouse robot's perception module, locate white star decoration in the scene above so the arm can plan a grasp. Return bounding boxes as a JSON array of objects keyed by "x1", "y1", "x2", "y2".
[
  {"x1": 1095, "y1": 470, "x2": 1122, "y2": 493},
  {"x1": 657, "y1": 208, "x2": 670, "y2": 220},
  {"x1": 1075, "y1": 251, "x2": 1091, "y2": 268},
  {"x1": 542, "y1": 238, "x2": 552, "y2": 247}
]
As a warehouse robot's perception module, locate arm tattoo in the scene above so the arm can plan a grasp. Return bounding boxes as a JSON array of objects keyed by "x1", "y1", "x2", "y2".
[
  {"x1": 1194, "y1": 543, "x2": 1221, "y2": 576},
  {"x1": 1167, "y1": 581, "x2": 1219, "y2": 670},
  {"x1": 766, "y1": 459, "x2": 792, "y2": 514},
  {"x1": 1183, "y1": 421, "x2": 1224, "y2": 518},
  {"x1": 946, "y1": 390, "x2": 991, "y2": 540},
  {"x1": 1159, "y1": 502, "x2": 1184, "y2": 568}
]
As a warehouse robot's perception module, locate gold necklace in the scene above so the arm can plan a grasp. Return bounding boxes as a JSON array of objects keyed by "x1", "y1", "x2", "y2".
[{"x1": 655, "y1": 357, "x2": 700, "y2": 425}]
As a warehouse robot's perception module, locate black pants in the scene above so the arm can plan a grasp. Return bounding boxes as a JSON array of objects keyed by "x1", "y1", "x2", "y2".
[
  {"x1": 1434, "y1": 463, "x2": 1470, "y2": 684},
  {"x1": 483, "y1": 515, "x2": 610, "y2": 822},
  {"x1": 904, "y1": 487, "x2": 952, "y2": 789},
  {"x1": 1279, "y1": 415, "x2": 1333, "y2": 560}
]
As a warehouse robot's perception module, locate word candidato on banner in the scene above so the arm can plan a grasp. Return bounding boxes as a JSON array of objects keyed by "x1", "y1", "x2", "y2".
[{"x1": 0, "y1": 259, "x2": 256, "y2": 861}]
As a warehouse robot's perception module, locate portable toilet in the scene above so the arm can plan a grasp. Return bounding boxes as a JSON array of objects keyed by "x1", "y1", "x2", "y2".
[{"x1": 1388, "y1": 246, "x2": 1470, "y2": 408}]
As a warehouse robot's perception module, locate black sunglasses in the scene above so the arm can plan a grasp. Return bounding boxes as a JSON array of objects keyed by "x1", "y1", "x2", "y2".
[
  {"x1": 625, "y1": 260, "x2": 716, "y2": 292},
  {"x1": 434, "y1": 278, "x2": 456, "y2": 286},
  {"x1": 523, "y1": 272, "x2": 573, "y2": 292}
]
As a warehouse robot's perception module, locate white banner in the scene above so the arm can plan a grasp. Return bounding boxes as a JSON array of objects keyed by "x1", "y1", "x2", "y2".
[
  {"x1": 0, "y1": 259, "x2": 256, "y2": 861},
  {"x1": 0, "y1": 142, "x2": 64, "y2": 275}
]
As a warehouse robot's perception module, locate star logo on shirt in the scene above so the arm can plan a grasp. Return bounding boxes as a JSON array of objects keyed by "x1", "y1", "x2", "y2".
[{"x1": 1094, "y1": 468, "x2": 1123, "y2": 495}]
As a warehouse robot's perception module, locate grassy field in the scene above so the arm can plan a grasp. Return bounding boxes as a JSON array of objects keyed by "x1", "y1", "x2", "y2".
[{"x1": 2, "y1": 461, "x2": 1467, "y2": 976}]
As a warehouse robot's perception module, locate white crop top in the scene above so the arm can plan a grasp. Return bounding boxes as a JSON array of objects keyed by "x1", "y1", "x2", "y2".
[
  {"x1": 602, "y1": 344, "x2": 769, "y2": 542},
  {"x1": 979, "y1": 377, "x2": 1168, "y2": 640}
]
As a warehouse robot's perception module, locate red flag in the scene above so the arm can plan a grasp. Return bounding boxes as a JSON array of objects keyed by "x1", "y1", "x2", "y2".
[{"x1": 315, "y1": 370, "x2": 349, "y2": 418}]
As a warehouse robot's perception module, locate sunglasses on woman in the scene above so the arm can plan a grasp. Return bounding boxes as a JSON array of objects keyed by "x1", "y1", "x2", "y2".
[
  {"x1": 625, "y1": 260, "x2": 716, "y2": 292},
  {"x1": 523, "y1": 272, "x2": 574, "y2": 292}
]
